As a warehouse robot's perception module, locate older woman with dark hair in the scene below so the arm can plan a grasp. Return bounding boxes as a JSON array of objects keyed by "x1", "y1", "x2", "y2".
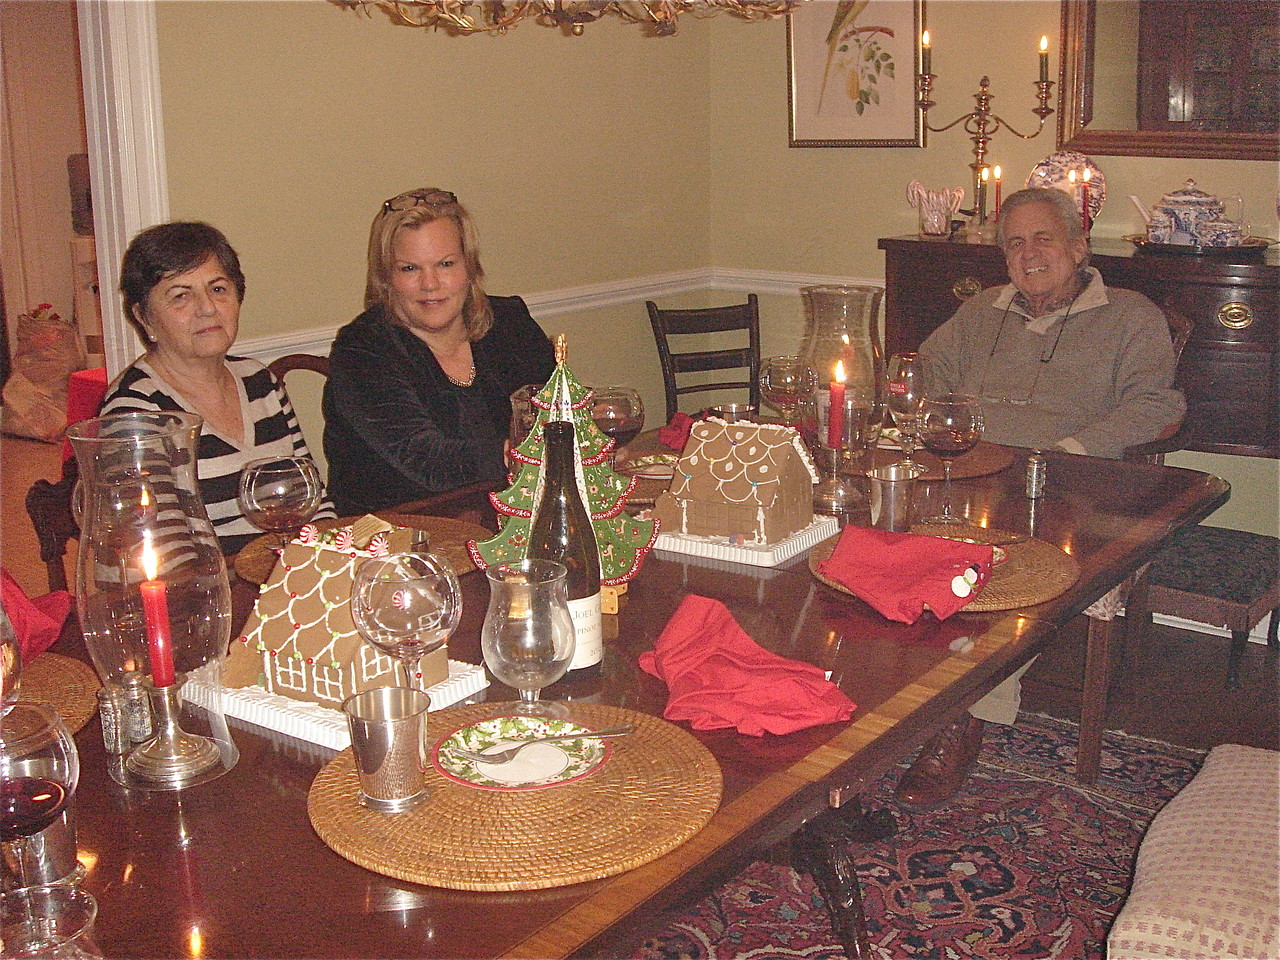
[
  {"x1": 902, "y1": 187, "x2": 1186, "y2": 812},
  {"x1": 323, "y1": 188, "x2": 555, "y2": 515},
  {"x1": 101, "y1": 221, "x2": 334, "y2": 555}
]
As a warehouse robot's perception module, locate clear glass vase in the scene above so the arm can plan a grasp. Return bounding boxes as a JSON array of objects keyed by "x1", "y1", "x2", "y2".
[
  {"x1": 799, "y1": 284, "x2": 885, "y2": 444},
  {"x1": 67, "y1": 411, "x2": 237, "y2": 789}
]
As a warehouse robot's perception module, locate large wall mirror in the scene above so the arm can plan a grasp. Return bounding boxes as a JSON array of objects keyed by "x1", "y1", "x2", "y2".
[{"x1": 1057, "y1": 0, "x2": 1279, "y2": 160}]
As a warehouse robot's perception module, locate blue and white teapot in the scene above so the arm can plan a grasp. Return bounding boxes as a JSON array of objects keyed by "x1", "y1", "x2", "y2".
[{"x1": 1148, "y1": 179, "x2": 1245, "y2": 247}]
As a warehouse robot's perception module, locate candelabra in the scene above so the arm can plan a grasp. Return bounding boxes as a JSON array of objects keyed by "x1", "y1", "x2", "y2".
[{"x1": 916, "y1": 72, "x2": 1054, "y2": 223}]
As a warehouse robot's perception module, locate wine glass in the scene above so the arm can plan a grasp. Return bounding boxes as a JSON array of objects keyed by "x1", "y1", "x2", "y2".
[
  {"x1": 1, "y1": 609, "x2": 21, "y2": 714},
  {"x1": 590, "y1": 387, "x2": 644, "y2": 468},
  {"x1": 885, "y1": 352, "x2": 927, "y2": 466},
  {"x1": 760, "y1": 356, "x2": 816, "y2": 426},
  {"x1": 918, "y1": 393, "x2": 984, "y2": 524},
  {"x1": 352, "y1": 552, "x2": 462, "y2": 691},
  {"x1": 0, "y1": 703, "x2": 79, "y2": 891},
  {"x1": 480, "y1": 560, "x2": 575, "y2": 718},
  {"x1": 237, "y1": 456, "x2": 324, "y2": 549}
]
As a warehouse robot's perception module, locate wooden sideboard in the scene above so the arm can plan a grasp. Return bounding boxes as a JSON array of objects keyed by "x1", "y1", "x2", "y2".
[{"x1": 879, "y1": 236, "x2": 1280, "y2": 458}]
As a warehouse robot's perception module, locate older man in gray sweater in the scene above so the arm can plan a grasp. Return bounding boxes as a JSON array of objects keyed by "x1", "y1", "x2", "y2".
[{"x1": 898, "y1": 187, "x2": 1186, "y2": 808}]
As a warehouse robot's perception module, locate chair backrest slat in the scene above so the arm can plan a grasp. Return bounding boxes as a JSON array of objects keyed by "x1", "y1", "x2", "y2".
[{"x1": 646, "y1": 295, "x2": 761, "y2": 422}]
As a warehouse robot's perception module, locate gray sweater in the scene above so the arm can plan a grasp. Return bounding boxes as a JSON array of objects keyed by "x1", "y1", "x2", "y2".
[{"x1": 920, "y1": 269, "x2": 1185, "y2": 459}]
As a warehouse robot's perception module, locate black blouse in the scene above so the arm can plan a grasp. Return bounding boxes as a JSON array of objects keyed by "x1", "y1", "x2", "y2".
[{"x1": 323, "y1": 295, "x2": 555, "y2": 515}]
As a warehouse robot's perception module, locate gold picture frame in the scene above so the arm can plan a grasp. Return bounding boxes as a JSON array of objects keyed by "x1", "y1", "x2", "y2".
[{"x1": 788, "y1": 0, "x2": 926, "y2": 147}]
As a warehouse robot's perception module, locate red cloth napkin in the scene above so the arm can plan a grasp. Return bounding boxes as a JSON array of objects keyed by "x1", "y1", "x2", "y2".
[
  {"x1": 657, "y1": 412, "x2": 695, "y2": 452},
  {"x1": 0, "y1": 568, "x2": 71, "y2": 661},
  {"x1": 817, "y1": 526, "x2": 994, "y2": 624},
  {"x1": 638, "y1": 594, "x2": 855, "y2": 736}
]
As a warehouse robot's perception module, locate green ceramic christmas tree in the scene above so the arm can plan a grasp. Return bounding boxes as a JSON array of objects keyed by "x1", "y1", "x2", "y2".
[{"x1": 468, "y1": 336, "x2": 659, "y2": 584}]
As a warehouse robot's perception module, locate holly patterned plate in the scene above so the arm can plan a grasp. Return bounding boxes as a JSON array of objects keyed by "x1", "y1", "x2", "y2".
[{"x1": 432, "y1": 716, "x2": 612, "y2": 791}]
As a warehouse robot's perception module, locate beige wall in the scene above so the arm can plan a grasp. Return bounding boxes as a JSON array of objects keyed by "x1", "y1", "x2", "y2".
[
  {"x1": 153, "y1": 0, "x2": 1278, "y2": 535},
  {"x1": 0, "y1": 0, "x2": 87, "y2": 332}
]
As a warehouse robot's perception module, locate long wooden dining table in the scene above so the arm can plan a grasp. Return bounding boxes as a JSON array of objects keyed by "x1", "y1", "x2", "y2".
[{"x1": 57, "y1": 445, "x2": 1227, "y2": 959}]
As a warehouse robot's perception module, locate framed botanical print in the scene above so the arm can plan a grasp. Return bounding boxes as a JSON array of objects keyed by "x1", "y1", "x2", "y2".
[{"x1": 788, "y1": 0, "x2": 926, "y2": 147}]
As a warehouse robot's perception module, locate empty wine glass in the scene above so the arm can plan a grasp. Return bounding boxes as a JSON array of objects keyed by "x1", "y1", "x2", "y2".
[
  {"x1": 760, "y1": 356, "x2": 817, "y2": 426},
  {"x1": 885, "y1": 352, "x2": 927, "y2": 465},
  {"x1": 237, "y1": 456, "x2": 324, "y2": 549},
  {"x1": 918, "y1": 393, "x2": 985, "y2": 524},
  {"x1": 352, "y1": 552, "x2": 462, "y2": 691},
  {"x1": 481, "y1": 560, "x2": 575, "y2": 718},
  {"x1": 590, "y1": 386, "x2": 644, "y2": 468},
  {"x1": 0, "y1": 703, "x2": 79, "y2": 891}
]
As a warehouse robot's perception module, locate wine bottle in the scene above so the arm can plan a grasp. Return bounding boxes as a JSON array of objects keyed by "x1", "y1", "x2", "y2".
[{"x1": 527, "y1": 419, "x2": 603, "y2": 675}]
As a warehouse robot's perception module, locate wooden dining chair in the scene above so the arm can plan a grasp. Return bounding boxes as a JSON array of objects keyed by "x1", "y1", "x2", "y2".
[
  {"x1": 25, "y1": 460, "x2": 80, "y2": 594},
  {"x1": 645, "y1": 295, "x2": 761, "y2": 423},
  {"x1": 267, "y1": 353, "x2": 330, "y2": 380},
  {"x1": 1122, "y1": 303, "x2": 1280, "y2": 687}
]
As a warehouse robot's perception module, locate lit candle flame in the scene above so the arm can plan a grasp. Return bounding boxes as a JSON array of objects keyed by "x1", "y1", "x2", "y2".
[
  {"x1": 834, "y1": 360, "x2": 846, "y2": 384},
  {"x1": 1040, "y1": 35, "x2": 1048, "y2": 53},
  {"x1": 1068, "y1": 169, "x2": 1077, "y2": 185},
  {"x1": 1082, "y1": 167, "x2": 1092, "y2": 182},
  {"x1": 141, "y1": 533, "x2": 159, "y2": 582},
  {"x1": 993, "y1": 165, "x2": 1002, "y2": 180},
  {"x1": 922, "y1": 29, "x2": 930, "y2": 47},
  {"x1": 981, "y1": 167, "x2": 990, "y2": 183}
]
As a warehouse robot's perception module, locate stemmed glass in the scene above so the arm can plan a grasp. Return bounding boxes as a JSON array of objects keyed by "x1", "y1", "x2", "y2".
[
  {"x1": 590, "y1": 387, "x2": 644, "y2": 468},
  {"x1": 760, "y1": 356, "x2": 817, "y2": 427},
  {"x1": 480, "y1": 560, "x2": 575, "y2": 718},
  {"x1": 918, "y1": 394, "x2": 984, "y2": 524},
  {"x1": 885, "y1": 352, "x2": 927, "y2": 466},
  {"x1": 2, "y1": 610, "x2": 21, "y2": 713},
  {"x1": 352, "y1": 553, "x2": 462, "y2": 691},
  {"x1": 238, "y1": 456, "x2": 324, "y2": 549},
  {"x1": 0, "y1": 703, "x2": 79, "y2": 890}
]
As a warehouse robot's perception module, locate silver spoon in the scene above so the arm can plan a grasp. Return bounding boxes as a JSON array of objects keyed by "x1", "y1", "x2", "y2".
[{"x1": 451, "y1": 723, "x2": 635, "y2": 765}]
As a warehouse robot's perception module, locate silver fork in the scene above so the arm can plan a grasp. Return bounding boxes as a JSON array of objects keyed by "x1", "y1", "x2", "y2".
[{"x1": 450, "y1": 723, "x2": 636, "y2": 765}]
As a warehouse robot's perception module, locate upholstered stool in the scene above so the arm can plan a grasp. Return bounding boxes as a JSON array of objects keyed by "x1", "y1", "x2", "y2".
[
  {"x1": 1127, "y1": 524, "x2": 1280, "y2": 687},
  {"x1": 1108, "y1": 744, "x2": 1279, "y2": 960}
]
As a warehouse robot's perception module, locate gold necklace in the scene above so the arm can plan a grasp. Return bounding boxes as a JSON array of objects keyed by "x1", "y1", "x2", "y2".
[{"x1": 445, "y1": 360, "x2": 476, "y2": 388}]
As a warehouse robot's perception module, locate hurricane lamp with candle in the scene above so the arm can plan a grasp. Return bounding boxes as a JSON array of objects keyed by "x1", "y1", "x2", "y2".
[{"x1": 67, "y1": 411, "x2": 237, "y2": 790}]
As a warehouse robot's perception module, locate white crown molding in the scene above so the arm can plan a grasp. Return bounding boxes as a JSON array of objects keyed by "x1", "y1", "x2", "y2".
[
  {"x1": 78, "y1": 0, "x2": 168, "y2": 376},
  {"x1": 235, "y1": 268, "x2": 884, "y2": 363}
]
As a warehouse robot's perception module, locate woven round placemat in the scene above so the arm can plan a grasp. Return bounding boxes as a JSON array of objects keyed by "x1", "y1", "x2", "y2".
[
  {"x1": 21, "y1": 654, "x2": 99, "y2": 735},
  {"x1": 234, "y1": 513, "x2": 491, "y2": 585},
  {"x1": 809, "y1": 525, "x2": 1080, "y2": 613},
  {"x1": 308, "y1": 703, "x2": 722, "y2": 891}
]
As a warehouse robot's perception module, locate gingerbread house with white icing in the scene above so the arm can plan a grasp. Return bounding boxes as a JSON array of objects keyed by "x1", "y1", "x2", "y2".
[
  {"x1": 222, "y1": 516, "x2": 445, "y2": 709},
  {"x1": 652, "y1": 419, "x2": 818, "y2": 545}
]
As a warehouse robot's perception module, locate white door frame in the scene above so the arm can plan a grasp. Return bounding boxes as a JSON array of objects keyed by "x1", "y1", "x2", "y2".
[{"x1": 76, "y1": 0, "x2": 167, "y2": 376}]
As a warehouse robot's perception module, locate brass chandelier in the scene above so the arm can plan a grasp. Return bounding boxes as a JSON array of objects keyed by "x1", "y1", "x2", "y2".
[{"x1": 337, "y1": 0, "x2": 800, "y2": 36}]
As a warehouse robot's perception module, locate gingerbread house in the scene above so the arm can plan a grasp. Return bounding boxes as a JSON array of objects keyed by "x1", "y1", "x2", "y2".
[
  {"x1": 652, "y1": 419, "x2": 818, "y2": 545},
  {"x1": 222, "y1": 516, "x2": 446, "y2": 709}
]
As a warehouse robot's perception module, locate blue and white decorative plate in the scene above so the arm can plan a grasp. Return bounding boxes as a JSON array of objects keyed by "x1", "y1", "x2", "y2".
[
  {"x1": 432, "y1": 715, "x2": 612, "y2": 791},
  {"x1": 1026, "y1": 150, "x2": 1105, "y2": 221}
]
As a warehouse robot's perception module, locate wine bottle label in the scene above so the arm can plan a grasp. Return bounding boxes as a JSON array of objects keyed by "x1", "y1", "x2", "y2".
[{"x1": 566, "y1": 593, "x2": 603, "y2": 671}]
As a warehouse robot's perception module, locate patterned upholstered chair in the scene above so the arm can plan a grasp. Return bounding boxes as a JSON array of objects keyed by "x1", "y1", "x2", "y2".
[
  {"x1": 1108, "y1": 744, "x2": 1279, "y2": 960},
  {"x1": 1125, "y1": 526, "x2": 1279, "y2": 687}
]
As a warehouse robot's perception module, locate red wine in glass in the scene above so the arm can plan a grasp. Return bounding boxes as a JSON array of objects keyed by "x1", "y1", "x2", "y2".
[
  {"x1": 0, "y1": 776, "x2": 67, "y2": 841},
  {"x1": 919, "y1": 394, "x2": 984, "y2": 524},
  {"x1": 595, "y1": 417, "x2": 643, "y2": 448},
  {"x1": 589, "y1": 387, "x2": 644, "y2": 468}
]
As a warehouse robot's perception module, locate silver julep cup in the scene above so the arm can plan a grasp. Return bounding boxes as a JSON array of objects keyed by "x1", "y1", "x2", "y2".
[
  {"x1": 867, "y1": 462, "x2": 924, "y2": 532},
  {"x1": 0, "y1": 806, "x2": 84, "y2": 891},
  {"x1": 341, "y1": 687, "x2": 430, "y2": 814}
]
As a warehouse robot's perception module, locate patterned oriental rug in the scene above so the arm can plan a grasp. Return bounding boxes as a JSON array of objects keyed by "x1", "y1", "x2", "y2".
[{"x1": 632, "y1": 714, "x2": 1205, "y2": 960}]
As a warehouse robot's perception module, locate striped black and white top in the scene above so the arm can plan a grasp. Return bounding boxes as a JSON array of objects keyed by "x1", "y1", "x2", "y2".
[{"x1": 100, "y1": 355, "x2": 336, "y2": 555}]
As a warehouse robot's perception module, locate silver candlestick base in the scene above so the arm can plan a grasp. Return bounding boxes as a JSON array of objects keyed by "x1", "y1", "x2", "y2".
[
  {"x1": 812, "y1": 447, "x2": 865, "y2": 516},
  {"x1": 125, "y1": 680, "x2": 221, "y2": 787}
]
